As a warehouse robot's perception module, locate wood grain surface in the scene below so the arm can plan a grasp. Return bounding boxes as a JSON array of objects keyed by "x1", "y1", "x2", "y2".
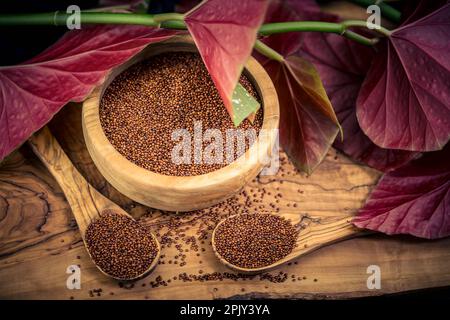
[
  {"x1": 28, "y1": 127, "x2": 113, "y2": 236},
  {"x1": 27, "y1": 127, "x2": 161, "y2": 281},
  {"x1": 1, "y1": 103, "x2": 449, "y2": 299}
]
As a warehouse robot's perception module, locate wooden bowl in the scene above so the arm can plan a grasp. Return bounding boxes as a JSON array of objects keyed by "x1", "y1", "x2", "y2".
[{"x1": 82, "y1": 36, "x2": 279, "y2": 212}]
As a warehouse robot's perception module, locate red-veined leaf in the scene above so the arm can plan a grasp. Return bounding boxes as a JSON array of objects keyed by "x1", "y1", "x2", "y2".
[
  {"x1": 301, "y1": 32, "x2": 419, "y2": 172},
  {"x1": 256, "y1": 0, "x2": 340, "y2": 173},
  {"x1": 354, "y1": 144, "x2": 450, "y2": 239},
  {"x1": 263, "y1": 55, "x2": 339, "y2": 174},
  {"x1": 357, "y1": 4, "x2": 450, "y2": 152},
  {"x1": 0, "y1": 25, "x2": 178, "y2": 161},
  {"x1": 185, "y1": 0, "x2": 269, "y2": 125}
]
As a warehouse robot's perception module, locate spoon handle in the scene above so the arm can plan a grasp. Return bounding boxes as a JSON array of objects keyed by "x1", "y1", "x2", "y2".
[{"x1": 28, "y1": 126, "x2": 104, "y2": 235}]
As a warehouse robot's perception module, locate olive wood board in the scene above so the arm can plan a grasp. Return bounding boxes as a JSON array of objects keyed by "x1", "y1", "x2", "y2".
[{"x1": 1, "y1": 103, "x2": 450, "y2": 300}]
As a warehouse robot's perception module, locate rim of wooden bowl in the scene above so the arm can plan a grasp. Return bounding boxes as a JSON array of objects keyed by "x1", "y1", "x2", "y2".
[{"x1": 82, "y1": 35, "x2": 279, "y2": 209}]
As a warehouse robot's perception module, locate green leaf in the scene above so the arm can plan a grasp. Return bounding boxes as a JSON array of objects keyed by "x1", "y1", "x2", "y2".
[{"x1": 231, "y1": 83, "x2": 261, "y2": 127}]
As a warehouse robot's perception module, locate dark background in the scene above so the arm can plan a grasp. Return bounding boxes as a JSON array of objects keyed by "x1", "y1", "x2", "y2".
[{"x1": 0, "y1": 0, "x2": 182, "y2": 65}]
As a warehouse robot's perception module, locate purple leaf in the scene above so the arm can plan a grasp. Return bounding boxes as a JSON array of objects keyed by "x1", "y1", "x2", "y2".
[
  {"x1": 185, "y1": 0, "x2": 269, "y2": 121},
  {"x1": 255, "y1": 0, "x2": 341, "y2": 173},
  {"x1": 357, "y1": 4, "x2": 450, "y2": 152},
  {"x1": 354, "y1": 144, "x2": 450, "y2": 239},
  {"x1": 262, "y1": 55, "x2": 340, "y2": 174},
  {"x1": 0, "y1": 25, "x2": 177, "y2": 161},
  {"x1": 301, "y1": 32, "x2": 419, "y2": 171}
]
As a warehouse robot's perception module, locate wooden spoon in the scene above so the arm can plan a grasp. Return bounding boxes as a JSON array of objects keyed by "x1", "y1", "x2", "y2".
[
  {"x1": 28, "y1": 127, "x2": 160, "y2": 281},
  {"x1": 212, "y1": 212, "x2": 362, "y2": 274}
]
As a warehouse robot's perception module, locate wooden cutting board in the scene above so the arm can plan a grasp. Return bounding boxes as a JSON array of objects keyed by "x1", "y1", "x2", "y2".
[{"x1": 0, "y1": 103, "x2": 449, "y2": 299}]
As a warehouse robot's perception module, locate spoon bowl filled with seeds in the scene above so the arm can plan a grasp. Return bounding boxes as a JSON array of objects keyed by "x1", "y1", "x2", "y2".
[
  {"x1": 84, "y1": 210, "x2": 161, "y2": 281},
  {"x1": 212, "y1": 212, "x2": 360, "y2": 273},
  {"x1": 82, "y1": 35, "x2": 279, "y2": 212}
]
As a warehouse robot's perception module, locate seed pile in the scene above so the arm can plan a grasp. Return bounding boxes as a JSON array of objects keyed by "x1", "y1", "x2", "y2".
[
  {"x1": 85, "y1": 210, "x2": 158, "y2": 280},
  {"x1": 213, "y1": 214, "x2": 298, "y2": 269},
  {"x1": 100, "y1": 52, "x2": 263, "y2": 176}
]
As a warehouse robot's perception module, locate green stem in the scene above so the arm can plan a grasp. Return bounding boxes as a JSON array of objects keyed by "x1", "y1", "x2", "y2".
[
  {"x1": 0, "y1": 13, "x2": 388, "y2": 44},
  {"x1": 348, "y1": 0, "x2": 402, "y2": 23},
  {"x1": 0, "y1": 12, "x2": 159, "y2": 26},
  {"x1": 152, "y1": 13, "x2": 184, "y2": 23},
  {"x1": 0, "y1": 11, "x2": 187, "y2": 29},
  {"x1": 259, "y1": 21, "x2": 377, "y2": 46},
  {"x1": 0, "y1": 12, "x2": 183, "y2": 27},
  {"x1": 254, "y1": 40, "x2": 284, "y2": 63},
  {"x1": 259, "y1": 21, "x2": 343, "y2": 34},
  {"x1": 160, "y1": 19, "x2": 186, "y2": 29},
  {"x1": 342, "y1": 30, "x2": 379, "y2": 46},
  {"x1": 342, "y1": 19, "x2": 392, "y2": 37},
  {"x1": 0, "y1": 13, "x2": 390, "y2": 58}
]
